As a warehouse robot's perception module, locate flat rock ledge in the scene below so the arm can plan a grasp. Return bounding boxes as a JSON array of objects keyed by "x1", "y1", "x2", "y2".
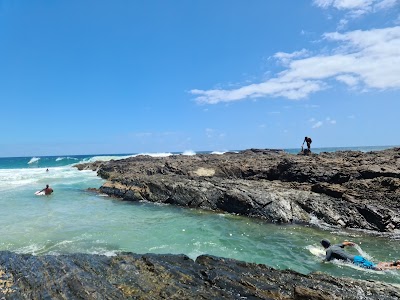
[
  {"x1": 75, "y1": 148, "x2": 400, "y2": 234},
  {"x1": 0, "y1": 251, "x2": 399, "y2": 300}
]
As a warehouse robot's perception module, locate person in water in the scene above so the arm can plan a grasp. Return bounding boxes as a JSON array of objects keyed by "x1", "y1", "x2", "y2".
[
  {"x1": 321, "y1": 239, "x2": 400, "y2": 270},
  {"x1": 39, "y1": 184, "x2": 53, "y2": 195}
]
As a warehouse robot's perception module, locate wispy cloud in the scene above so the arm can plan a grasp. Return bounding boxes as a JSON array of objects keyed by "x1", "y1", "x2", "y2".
[
  {"x1": 326, "y1": 117, "x2": 337, "y2": 124},
  {"x1": 273, "y1": 49, "x2": 310, "y2": 66},
  {"x1": 191, "y1": 26, "x2": 400, "y2": 104},
  {"x1": 336, "y1": 74, "x2": 359, "y2": 87},
  {"x1": 313, "y1": 0, "x2": 397, "y2": 17},
  {"x1": 312, "y1": 121, "x2": 323, "y2": 128},
  {"x1": 205, "y1": 128, "x2": 226, "y2": 139},
  {"x1": 374, "y1": 0, "x2": 399, "y2": 11},
  {"x1": 309, "y1": 117, "x2": 336, "y2": 129},
  {"x1": 315, "y1": 0, "x2": 399, "y2": 30},
  {"x1": 190, "y1": 1, "x2": 400, "y2": 105}
]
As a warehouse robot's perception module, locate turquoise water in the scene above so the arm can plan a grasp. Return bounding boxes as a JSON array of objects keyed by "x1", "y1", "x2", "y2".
[{"x1": 0, "y1": 148, "x2": 399, "y2": 286}]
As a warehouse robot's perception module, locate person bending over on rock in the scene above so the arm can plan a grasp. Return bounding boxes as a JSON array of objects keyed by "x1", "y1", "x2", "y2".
[
  {"x1": 303, "y1": 136, "x2": 312, "y2": 151},
  {"x1": 321, "y1": 239, "x2": 400, "y2": 270}
]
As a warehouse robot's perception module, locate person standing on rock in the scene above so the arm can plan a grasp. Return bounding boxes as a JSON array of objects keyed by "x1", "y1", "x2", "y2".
[
  {"x1": 302, "y1": 137, "x2": 312, "y2": 152},
  {"x1": 321, "y1": 239, "x2": 400, "y2": 270}
]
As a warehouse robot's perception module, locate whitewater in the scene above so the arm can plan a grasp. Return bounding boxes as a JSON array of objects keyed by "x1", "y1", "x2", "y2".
[{"x1": 0, "y1": 147, "x2": 399, "y2": 286}]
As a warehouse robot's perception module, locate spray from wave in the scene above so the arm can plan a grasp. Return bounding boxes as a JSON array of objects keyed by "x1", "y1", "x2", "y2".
[
  {"x1": 211, "y1": 151, "x2": 226, "y2": 155},
  {"x1": 28, "y1": 157, "x2": 40, "y2": 164},
  {"x1": 56, "y1": 157, "x2": 79, "y2": 162},
  {"x1": 182, "y1": 150, "x2": 196, "y2": 156},
  {"x1": 353, "y1": 243, "x2": 374, "y2": 261}
]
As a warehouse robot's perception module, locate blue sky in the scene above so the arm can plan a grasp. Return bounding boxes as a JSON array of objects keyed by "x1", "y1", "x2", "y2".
[{"x1": 0, "y1": 0, "x2": 399, "y2": 156}]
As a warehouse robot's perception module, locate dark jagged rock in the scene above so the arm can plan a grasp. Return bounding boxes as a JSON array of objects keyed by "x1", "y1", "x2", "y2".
[
  {"x1": 0, "y1": 251, "x2": 399, "y2": 300},
  {"x1": 2, "y1": 149, "x2": 400, "y2": 299},
  {"x1": 76, "y1": 148, "x2": 400, "y2": 234}
]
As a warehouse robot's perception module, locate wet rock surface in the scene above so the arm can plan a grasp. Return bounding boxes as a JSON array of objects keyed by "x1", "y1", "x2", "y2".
[
  {"x1": 1, "y1": 251, "x2": 399, "y2": 300},
  {"x1": 2, "y1": 149, "x2": 400, "y2": 299},
  {"x1": 76, "y1": 148, "x2": 400, "y2": 234}
]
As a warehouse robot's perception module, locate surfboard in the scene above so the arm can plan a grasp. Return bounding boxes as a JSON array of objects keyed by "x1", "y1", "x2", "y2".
[
  {"x1": 307, "y1": 245, "x2": 325, "y2": 258},
  {"x1": 35, "y1": 191, "x2": 45, "y2": 196}
]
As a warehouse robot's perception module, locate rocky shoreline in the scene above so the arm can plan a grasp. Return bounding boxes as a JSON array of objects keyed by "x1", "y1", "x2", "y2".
[
  {"x1": 77, "y1": 148, "x2": 400, "y2": 235},
  {"x1": 1, "y1": 251, "x2": 399, "y2": 299},
  {"x1": 2, "y1": 148, "x2": 400, "y2": 299}
]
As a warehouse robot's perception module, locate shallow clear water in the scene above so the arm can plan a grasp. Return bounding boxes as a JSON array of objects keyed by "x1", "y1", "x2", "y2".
[{"x1": 0, "y1": 151, "x2": 399, "y2": 286}]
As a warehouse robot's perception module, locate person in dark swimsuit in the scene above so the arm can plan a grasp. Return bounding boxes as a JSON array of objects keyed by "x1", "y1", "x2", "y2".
[{"x1": 321, "y1": 239, "x2": 400, "y2": 270}]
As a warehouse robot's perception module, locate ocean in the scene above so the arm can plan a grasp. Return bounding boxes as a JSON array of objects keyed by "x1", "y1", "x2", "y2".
[{"x1": 0, "y1": 146, "x2": 399, "y2": 286}]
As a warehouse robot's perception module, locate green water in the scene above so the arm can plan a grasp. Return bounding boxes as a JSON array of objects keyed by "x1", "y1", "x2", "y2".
[
  {"x1": 2, "y1": 192, "x2": 400, "y2": 286},
  {"x1": 0, "y1": 156, "x2": 399, "y2": 287}
]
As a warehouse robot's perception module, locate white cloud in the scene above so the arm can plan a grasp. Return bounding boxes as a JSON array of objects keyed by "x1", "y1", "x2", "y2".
[
  {"x1": 326, "y1": 117, "x2": 337, "y2": 124},
  {"x1": 313, "y1": 0, "x2": 397, "y2": 15},
  {"x1": 314, "y1": 0, "x2": 398, "y2": 28},
  {"x1": 312, "y1": 121, "x2": 323, "y2": 128},
  {"x1": 374, "y1": 0, "x2": 398, "y2": 11},
  {"x1": 337, "y1": 18, "x2": 349, "y2": 30},
  {"x1": 191, "y1": 26, "x2": 400, "y2": 104},
  {"x1": 273, "y1": 49, "x2": 310, "y2": 66},
  {"x1": 336, "y1": 74, "x2": 359, "y2": 86},
  {"x1": 191, "y1": 78, "x2": 325, "y2": 103}
]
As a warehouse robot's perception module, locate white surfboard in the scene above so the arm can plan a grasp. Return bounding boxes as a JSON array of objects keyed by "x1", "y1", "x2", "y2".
[
  {"x1": 35, "y1": 191, "x2": 45, "y2": 196},
  {"x1": 307, "y1": 245, "x2": 325, "y2": 258}
]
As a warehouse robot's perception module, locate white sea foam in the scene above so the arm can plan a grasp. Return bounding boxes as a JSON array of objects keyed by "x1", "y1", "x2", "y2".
[
  {"x1": 306, "y1": 244, "x2": 325, "y2": 258},
  {"x1": 28, "y1": 157, "x2": 40, "y2": 164},
  {"x1": 0, "y1": 166, "x2": 99, "y2": 191},
  {"x1": 136, "y1": 152, "x2": 173, "y2": 158},
  {"x1": 211, "y1": 151, "x2": 226, "y2": 155},
  {"x1": 81, "y1": 152, "x2": 174, "y2": 164},
  {"x1": 0, "y1": 168, "x2": 46, "y2": 189},
  {"x1": 87, "y1": 249, "x2": 118, "y2": 257},
  {"x1": 56, "y1": 157, "x2": 79, "y2": 161},
  {"x1": 148, "y1": 244, "x2": 169, "y2": 251},
  {"x1": 82, "y1": 155, "x2": 135, "y2": 163},
  {"x1": 14, "y1": 243, "x2": 44, "y2": 255},
  {"x1": 182, "y1": 150, "x2": 196, "y2": 156},
  {"x1": 353, "y1": 244, "x2": 374, "y2": 261}
]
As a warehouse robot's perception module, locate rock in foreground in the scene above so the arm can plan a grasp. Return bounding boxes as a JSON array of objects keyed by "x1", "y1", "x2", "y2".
[{"x1": 0, "y1": 251, "x2": 399, "y2": 299}]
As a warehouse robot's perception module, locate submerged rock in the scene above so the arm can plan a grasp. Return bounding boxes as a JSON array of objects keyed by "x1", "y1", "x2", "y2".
[
  {"x1": 78, "y1": 148, "x2": 400, "y2": 234},
  {"x1": 0, "y1": 251, "x2": 399, "y2": 299}
]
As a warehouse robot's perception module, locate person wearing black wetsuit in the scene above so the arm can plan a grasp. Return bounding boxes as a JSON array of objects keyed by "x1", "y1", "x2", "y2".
[{"x1": 321, "y1": 239, "x2": 376, "y2": 269}]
